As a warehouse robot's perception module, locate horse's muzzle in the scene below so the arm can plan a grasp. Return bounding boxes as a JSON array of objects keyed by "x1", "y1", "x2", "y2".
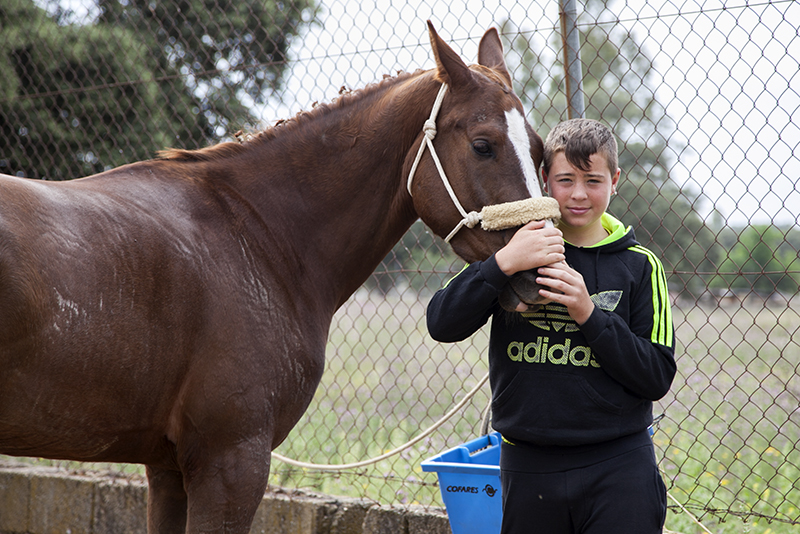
[{"x1": 498, "y1": 269, "x2": 551, "y2": 313}]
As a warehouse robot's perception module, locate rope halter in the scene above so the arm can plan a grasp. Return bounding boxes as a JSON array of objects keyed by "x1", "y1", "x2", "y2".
[{"x1": 406, "y1": 83, "x2": 561, "y2": 243}]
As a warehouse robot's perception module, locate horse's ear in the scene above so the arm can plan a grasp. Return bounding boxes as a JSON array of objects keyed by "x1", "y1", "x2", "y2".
[
  {"x1": 478, "y1": 27, "x2": 512, "y2": 86},
  {"x1": 427, "y1": 20, "x2": 474, "y2": 88}
]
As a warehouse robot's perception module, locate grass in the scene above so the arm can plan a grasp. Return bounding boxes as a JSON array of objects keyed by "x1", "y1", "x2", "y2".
[
  {"x1": 654, "y1": 298, "x2": 800, "y2": 533},
  {"x1": 272, "y1": 291, "x2": 800, "y2": 533},
  {"x1": 4, "y1": 290, "x2": 799, "y2": 533}
]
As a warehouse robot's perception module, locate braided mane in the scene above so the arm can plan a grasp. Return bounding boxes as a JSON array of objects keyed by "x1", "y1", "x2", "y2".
[{"x1": 158, "y1": 70, "x2": 422, "y2": 162}]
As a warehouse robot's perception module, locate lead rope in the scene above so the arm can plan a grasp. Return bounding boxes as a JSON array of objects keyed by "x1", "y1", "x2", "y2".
[
  {"x1": 406, "y1": 83, "x2": 482, "y2": 243},
  {"x1": 271, "y1": 371, "x2": 489, "y2": 470}
]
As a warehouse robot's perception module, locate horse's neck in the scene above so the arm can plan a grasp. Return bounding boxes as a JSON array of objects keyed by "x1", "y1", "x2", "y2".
[{"x1": 232, "y1": 73, "x2": 439, "y2": 312}]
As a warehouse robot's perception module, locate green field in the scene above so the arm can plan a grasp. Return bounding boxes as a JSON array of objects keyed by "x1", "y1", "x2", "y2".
[
  {"x1": 271, "y1": 293, "x2": 800, "y2": 533},
  {"x1": 655, "y1": 299, "x2": 800, "y2": 533},
  {"x1": 4, "y1": 293, "x2": 799, "y2": 533}
]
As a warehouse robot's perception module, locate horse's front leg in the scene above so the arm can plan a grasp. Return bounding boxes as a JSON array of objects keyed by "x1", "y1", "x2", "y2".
[
  {"x1": 146, "y1": 466, "x2": 188, "y2": 534},
  {"x1": 182, "y1": 441, "x2": 272, "y2": 534}
]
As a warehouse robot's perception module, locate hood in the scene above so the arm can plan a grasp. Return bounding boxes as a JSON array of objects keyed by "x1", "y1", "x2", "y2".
[
  {"x1": 566, "y1": 212, "x2": 639, "y2": 253},
  {"x1": 564, "y1": 213, "x2": 640, "y2": 293}
]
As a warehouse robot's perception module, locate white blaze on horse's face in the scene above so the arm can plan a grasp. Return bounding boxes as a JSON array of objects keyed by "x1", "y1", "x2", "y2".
[
  {"x1": 504, "y1": 108, "x2": 544, "y2": 198},
  {"x1": 505, "y1": 108, "x2": 554, "y2": 229}
]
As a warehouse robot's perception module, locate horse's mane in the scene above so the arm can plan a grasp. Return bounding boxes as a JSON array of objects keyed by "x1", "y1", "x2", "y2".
[{"x1": 158, "y1": 70, "x2": 425, "y2": 163}]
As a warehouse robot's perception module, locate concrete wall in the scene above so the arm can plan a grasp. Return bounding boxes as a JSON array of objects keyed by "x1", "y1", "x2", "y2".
[{"x1": 0, "y1": 462, "x2": 451, "y2": 534}]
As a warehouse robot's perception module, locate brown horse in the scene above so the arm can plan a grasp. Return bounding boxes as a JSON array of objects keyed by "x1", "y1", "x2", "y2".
[{"x1": 0, "y1": 22, "x2": 545, "y2": 533}]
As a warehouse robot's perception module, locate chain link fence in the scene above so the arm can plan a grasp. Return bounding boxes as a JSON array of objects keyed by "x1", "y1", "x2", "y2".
[{"x1": 2, "y1": 0, "x2": 799, "y2": 532}]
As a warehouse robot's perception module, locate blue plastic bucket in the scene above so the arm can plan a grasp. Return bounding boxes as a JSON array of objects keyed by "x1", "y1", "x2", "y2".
[{"x1": 421, "y1": 432, "x2": 503, "y2": 534}]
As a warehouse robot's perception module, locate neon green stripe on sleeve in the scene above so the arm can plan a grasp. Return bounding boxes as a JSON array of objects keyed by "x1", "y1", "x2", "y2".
[
  {"x1": 442, "y1": 262, "x2": 470, "y2": 289},
  {"x1": 630, "y1": 245, "x2": 673, "y2": 347}
]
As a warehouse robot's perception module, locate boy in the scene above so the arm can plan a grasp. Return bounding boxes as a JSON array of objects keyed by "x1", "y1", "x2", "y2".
[{"x1": 426, "y1": 119, "x2": 676, "y2": 533}]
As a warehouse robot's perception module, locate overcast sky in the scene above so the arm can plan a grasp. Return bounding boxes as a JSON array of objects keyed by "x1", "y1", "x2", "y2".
[{"x1": 56, "y1": 0, "x2": 800, "y2": 227}]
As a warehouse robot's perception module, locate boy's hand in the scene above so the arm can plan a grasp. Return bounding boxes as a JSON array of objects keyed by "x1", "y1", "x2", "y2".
[
  {"x1": 495, "y1": 220, "x2": 565, "y2": 276},
  {"x1": 536, "y1": 262, "x2": 595, "y2": 325}
]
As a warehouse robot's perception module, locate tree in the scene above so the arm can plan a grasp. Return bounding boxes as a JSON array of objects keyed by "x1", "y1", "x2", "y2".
[
  {"x1": 95, "y1": 0, "x2": 318, "y2": 135},
  {"x1": 501, "y1": 1, "x2": 722, "y2": 297},
  {"x1": 711, "y1": 225, "x2": 800, "y2": 296},
  {"x1": 0, "y1": 0, "x2": 317, "y2": 180}
]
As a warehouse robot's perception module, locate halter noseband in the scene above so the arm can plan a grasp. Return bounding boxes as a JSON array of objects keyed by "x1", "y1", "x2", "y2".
[{"x1": 406, "y1": 83, "x2": 560, "y2": 243}]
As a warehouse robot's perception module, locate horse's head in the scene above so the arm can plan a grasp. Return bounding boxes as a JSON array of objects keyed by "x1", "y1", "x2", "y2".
[{"x1": 407, "y1": 22, "x2": 553, "y2": 312}]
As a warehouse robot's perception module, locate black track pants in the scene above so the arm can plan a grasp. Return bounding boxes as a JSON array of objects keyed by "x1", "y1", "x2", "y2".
[{"x1": 499, "y1": 437, "x2": 667, "y2": 534}]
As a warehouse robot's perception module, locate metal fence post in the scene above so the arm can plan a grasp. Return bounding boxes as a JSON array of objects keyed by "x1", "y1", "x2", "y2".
[{"x1": 559, "y1": 0, "x2": 585, "y2": 119}]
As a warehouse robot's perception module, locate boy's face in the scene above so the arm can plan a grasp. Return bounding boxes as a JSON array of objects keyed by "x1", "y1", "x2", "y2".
[{"x1": 542, "y1": 151, "x2": 620, "y2": 245}]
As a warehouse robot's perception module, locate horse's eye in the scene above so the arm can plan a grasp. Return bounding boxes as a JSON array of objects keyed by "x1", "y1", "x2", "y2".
[{"x1": 472, "y1": 140, "x2": 493, "y2": 157}]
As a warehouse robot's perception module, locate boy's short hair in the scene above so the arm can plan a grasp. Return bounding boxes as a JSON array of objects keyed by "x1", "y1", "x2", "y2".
[{"x1": 542, "y1": 118, "x2": 618, "y2": 176}]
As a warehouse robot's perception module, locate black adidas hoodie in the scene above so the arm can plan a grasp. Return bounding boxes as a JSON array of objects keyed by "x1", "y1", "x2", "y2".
[{"x1": 427, "y1": 214, "x2": 676, "y2": 447}]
